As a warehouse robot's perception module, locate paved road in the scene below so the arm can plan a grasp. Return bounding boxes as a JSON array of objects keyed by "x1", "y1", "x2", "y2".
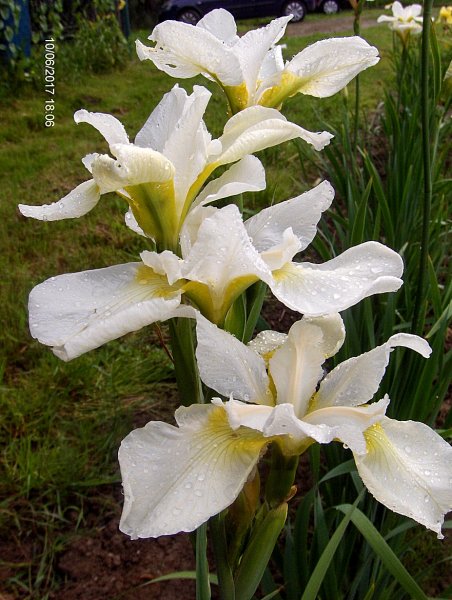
[{"x1": 285, "y1": 14, "x2": 379, "y2": 36}]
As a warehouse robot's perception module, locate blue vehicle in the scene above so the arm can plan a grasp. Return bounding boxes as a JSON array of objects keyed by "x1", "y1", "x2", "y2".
[{"x1": 157, "y1": 0, "x2": 321, "y2": 25}]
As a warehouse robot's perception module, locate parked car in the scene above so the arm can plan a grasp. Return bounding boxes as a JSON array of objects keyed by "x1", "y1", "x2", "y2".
[{"x1": 157, "y1": 0, "x2": 316, "y2": 24}]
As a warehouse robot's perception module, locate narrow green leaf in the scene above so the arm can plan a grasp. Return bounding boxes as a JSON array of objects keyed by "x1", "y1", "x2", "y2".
[
  {"x1": 261, "y1": 589, "x2": 284, "y2": 600},
  {"x1": 301, "y1": 495, "x2": 361, "y2": 600},
  {"x1": 350, "y1": 179, "x2": 372, "y2": 246},
  {"x1": 234, "y1": 503, "x2": 288, "y2": 600},
  {"x1": 196, "y1": 523, "x2": 211, "y2": 600},
  {"x1": 144, "y1": 571, "x2": 218, "y2": 585},
  {"x1": 294, "y1": 488, "x2": 316, "y2": 590},
  {"x1": 335, "y1": 505, "x2": 428, "y2": 600},
  {"x1": 318, "y1": 459, "x2": 356, "y2": 485}
]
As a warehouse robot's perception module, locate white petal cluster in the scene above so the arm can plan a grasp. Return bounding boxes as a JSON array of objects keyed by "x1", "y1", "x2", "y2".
[
  {"x1": 137, "y1": 9, "x2": 379, "y2": 112},
  {"x1": 377, "y1": 2, "x2": 423, "y2": 36},
  {"x1": 120, "y1": 313, "x2": 452, "y2": 540},
  {"x1": 27, "y1": 182, "x2": 403, "y2": 360},
  {"x1": 19, "y1": 85, "x2": 330, "y2": 249}
]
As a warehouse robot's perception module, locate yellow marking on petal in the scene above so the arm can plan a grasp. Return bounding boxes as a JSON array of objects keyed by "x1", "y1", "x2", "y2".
[
  {"x1": 201, "y1": 405, "x2": 272, "y2": 457},
  {"x1": 126, "y1": 179, "x2": 179, "y2": 251},
  {"x1": 134, "y1": 264, "x2": 182, "y2": 299},
  {"x1": 258, "y1": 71, "x2": 304, "y2": 109},
  {"x1": 182, "y1": 275, "x2": 259, "y2": 325},
  {"x1": 271, "y1": 261, "x2": 297, "y2": 282},
  {"x1": 223, "y1": 82, "x2": 250, "y2": 114},
  {"x1": 364, "y1": 422, "x2": 387, "y2": 453}
]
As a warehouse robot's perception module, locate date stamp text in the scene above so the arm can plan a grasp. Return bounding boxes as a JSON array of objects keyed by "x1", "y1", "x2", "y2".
[{"x1": 44, "y1": 39, "x2": 55, "y2": 127}]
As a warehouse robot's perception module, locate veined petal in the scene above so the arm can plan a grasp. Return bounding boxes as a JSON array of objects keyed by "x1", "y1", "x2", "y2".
[
  {"x1": 262, "y1": 402, "x2": 335, "y2": 448},
  {"x1": 91, "y1": 146, "x2": 174, "y2": 193},
  {"x1": 315, "y1": 333, "x2": 431, "y2": 410},
  {"x1": 125, "y1": 210, "x2": 147, "y2": 237},
  {"x1": 217, "y1": 397, "x2": 275, "y2": 430},
  {"x1": 216, "y1": 107, "x2": 332, "y2": 161},
  {"x1": 285, "y1": 37, "x2": 379, "y2": 98},
  {"x1": 196, "y1": 315, "x2": 272, "y2": 405},
  {"x1": 19, "y1": 179, "x2": 100, "y2": 221},
  {"x1": 160, "y1": 86, "x2": 212, "y2": 205},
  {"x1": 81, "y1": 153, "x2": 99, "y2": 174},
  {"x1": 233, "y1": 16, "x2": 291, "y2": 102},
  {"x1": 179, "y1": 205, "x2": 218, "y2": 257},
  {"x1": 269, "y1": 314, "x2": 344, "y2": 417},
  {"x1": 248, "y1": 330, "x2": 288, "y2": 361},
  {"x1": 196, "y1": 9, "x2": 239, "y2": 45},
  {"x1": 74, "y1": 109, "x2": 129, "y2": 147},
  {"x1": 141, "y1": 249, "x2": 183, "y2": 285},
  {"x1": 270, "y1": 241, "x2": 404, "y2": 316},
  {"x1": 182, "y1": 205, "x2": 273, "y2": 320},
  {"x1": 245, "y1": 180, "x2": 334, "y2": 252},
  {"x1": 139, "y1": 21, "x2": 243, "y2": 85},
  {"x1": 135, "y1": 85, "x2": 193, "y2": 152},
  {"x1": 355, "y1": 418, "x2": 452, "y2": 539},
  {"x1": 304, "y1": 396, "x2": 390, "y2": 455},
  {"x1": 28, "y1": 263, "x2": 185, "y2": 361},
  {"x1": 259, "y1": 45, "x2": 285, "y2": 82},
  {"x1": 260, "y1": 228, "x2": 302, "y2": 271},
  {"x1": 193, "y1": 155, "x2": 266, "y2": 209},
  {"x1": 119, "y1": 402, "x2": 268, "y2": 538}
]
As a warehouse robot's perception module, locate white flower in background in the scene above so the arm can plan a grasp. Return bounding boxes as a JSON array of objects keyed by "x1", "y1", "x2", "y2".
[
  {"x1": 19, "y1": 85, "x2": 331, "y2": 251},
  {"x1": 377, "y1": 2, "x2": 423, "y2": 40},
  {"x1": 28, "y1": 181, "x2": 404, "y2": 360},
  {"x1": 137, "y1": 9, "x2": 380, "y2": 113},
  {"x1": 119, "y1": 313, "x2": 452, "y2": 540}
]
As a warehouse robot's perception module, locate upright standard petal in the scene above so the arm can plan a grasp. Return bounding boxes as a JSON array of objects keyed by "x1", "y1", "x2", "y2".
[
  {"x1": 269, "y1": 315, "x2": 345, "y2": 417},
  {"x1": 182, "y1": 205, "x2": 272, "y2": 323},
  {"x1": 245, "y1": 180, "x2": 334, "y2": 252},
  {"x1": 19, "y1": 179, "x2": 100, "y2": 221},
  {"x1": 138, "y1": 21, "x2": 242, "y2": 84},
  {"x1": 28, "y1": 262, "x2": 185, "y2": 360},
  {"x1": 74, "y1": 110, "x2": 129, "y2": 147},
  {"x1": 119, "y1": 403, "x2": 268, "y2": 538},
  {"x1": 193, "y1": 155, "x2": 266, "y2": 209},
  {"x1": 196, "y1": 9, "x2": 239, "y2": 45},
  {"x1": 314, "y1": 333, "x2": 431, "y2": 410},
  {"x1": 233, "y1": 16, "x2": 291, "y2": 103},
  {"x1": 196, "y1": 316, "x2": 272, "y2": 405},
  {"x1": 355, "y1": 418, "x2": 452, "y2": 539},
  {"x1": 270, "y1": 241, "x2": 403, "y2": 316}
]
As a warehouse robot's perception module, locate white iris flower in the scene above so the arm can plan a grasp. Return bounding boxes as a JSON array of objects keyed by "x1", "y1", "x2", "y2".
[
  {"x1": 27, "y1": 182, "x2": 403, "y2": 360},
  {"x1": 19, "y1": 85, "x2": 331, "y2": 250},
  {"x1": 119, "y1": 313, "x2": 452, "y2": 540},
  {"x1": 136, "y1": 9, "x2": 380, "y2": 113},
  {"x1": 377, "y1": 2, "x2": 423, "y2": 40}
]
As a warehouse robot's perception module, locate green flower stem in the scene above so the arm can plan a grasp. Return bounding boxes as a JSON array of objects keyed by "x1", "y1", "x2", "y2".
[
  {"x1": 397, "y1": 45, "x2": 408, "y2": 112},
  {"x1": 168, "y1": 317, "x2": 203, "y2": 406},
  {"x1": 352, "y1": 0, "x2": 365, "y2": 149},
  {"x1": 412, "y1": 0, "x2": 434, "y2": 334},
  {"x1": 265, "y1": 444, "x2": 299, "y2": 508},
  {"x1": 210, "y1": 514, "x2": 236, "y2": 600},
  {"x1": 196, "y1": 523, "x2": 211, "y2": 600}
]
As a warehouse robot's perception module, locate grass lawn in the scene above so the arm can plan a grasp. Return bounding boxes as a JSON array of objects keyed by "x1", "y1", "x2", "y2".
[{"x1": 0, "y1": 12, "x2": 450, "y2": 598}]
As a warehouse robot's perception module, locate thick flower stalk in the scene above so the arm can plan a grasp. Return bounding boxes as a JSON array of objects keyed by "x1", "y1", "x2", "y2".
[
  {"x1": 137, "y1": 9, "x2": 380, "y2": 113},
  {"x1": 19, "y1": 85, "x2": 331, "y2": 251},
  {"x1": 26, "y1": 181, "x2": 404, "y2": 360},
  {"x1": 378, "y1": 2, "x2": 423, "y2": 44},
  {"x1": 119, "y1": 313, "x2": 452, "y2": 540}
]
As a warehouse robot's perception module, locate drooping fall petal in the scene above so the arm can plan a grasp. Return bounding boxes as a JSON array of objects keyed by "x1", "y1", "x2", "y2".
[{"x1": 356, "y1": 418, "x2": 452, "y2": 539}]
